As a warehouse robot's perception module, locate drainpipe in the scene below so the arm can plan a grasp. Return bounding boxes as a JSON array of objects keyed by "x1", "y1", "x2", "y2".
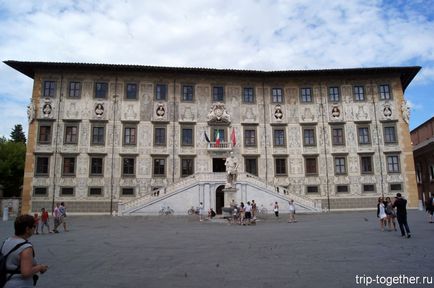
[
  {"x1": 262, "y1": 80, "x2": 268, "y2": 186},
  {"x1": 51, "y1": 73, "x2": 63, "y2": 212},
  {"x1": 319, "y1": 83, "x2": 330, "y2": 211},
  {"x1": 110, "y1": 77, "x2": 118, "y2": 215},
  {"x1": 372, "y1": 81, "x2": 385, "y2": 197},
  {"x1": 172, "y1": 78, "x2": 176, "y2": 183}
]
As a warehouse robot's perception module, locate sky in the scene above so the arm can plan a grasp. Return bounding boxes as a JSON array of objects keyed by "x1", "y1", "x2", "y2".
[{"x1": 0, "y1": 0, "x2": 434, "y2": 138}]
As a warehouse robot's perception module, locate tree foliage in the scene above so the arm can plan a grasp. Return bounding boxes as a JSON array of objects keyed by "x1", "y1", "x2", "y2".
[
  {"x1": 10, "y1": 124, "x2": 26, "y2": 144},
  {"x1": 0, "y1": 127, "x2": 26, "y2": 198}
]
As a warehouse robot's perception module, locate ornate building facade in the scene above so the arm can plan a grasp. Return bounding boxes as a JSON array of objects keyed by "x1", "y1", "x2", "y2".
[{"x1": 4, "y1": 61, "x2": 420, "y2": 215}]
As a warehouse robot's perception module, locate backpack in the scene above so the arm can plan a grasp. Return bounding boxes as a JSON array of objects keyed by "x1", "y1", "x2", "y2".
[{"x1": 0, "y1": 240, "x2": 29, "y2": 287}]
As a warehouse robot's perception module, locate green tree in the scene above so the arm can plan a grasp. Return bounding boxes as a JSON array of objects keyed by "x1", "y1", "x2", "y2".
[
  {"x1": 0, "y1": 139, "x2": 26, "y2": 197},
  {"x1": 10, "y1": 124, "x2": 26, "y2": 144}
]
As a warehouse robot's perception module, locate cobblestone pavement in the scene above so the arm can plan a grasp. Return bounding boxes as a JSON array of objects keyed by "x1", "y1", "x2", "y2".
[{"x1": 1, "y1": 210, "x2": 433, "y2": 288}]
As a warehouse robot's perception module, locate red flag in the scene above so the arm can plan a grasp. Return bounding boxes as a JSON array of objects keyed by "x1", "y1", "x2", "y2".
[
  {"x1": 215, "y1": 130, "x2": 221, "y2": 146},
  {"x1": 231, "y1": 128, "x2": 236, "y2": 146}
]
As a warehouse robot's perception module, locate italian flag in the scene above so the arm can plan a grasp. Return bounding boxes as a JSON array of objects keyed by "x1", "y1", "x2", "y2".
[{"x1": 215, "y1": 130, "x2": 221, "y2": 145}]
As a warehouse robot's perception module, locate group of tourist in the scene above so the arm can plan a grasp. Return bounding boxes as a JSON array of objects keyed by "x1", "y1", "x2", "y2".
[
  {"x1": 32, "y1": 202, "x2": 68, "y2": 235},
  {"x1": 377, "y1": 193, "x2": 411, "y2": 238}
]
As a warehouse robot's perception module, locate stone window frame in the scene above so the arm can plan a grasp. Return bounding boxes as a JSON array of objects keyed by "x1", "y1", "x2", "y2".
[
  {"x1": 62, "y1": 155, "x2": 77, "y2": 177},
  {"x1": 383, "y1": 123, "x2": 398, "y2": 144},
  {"x1": 182, "y1": 84, "x2": 194, "y2": 102},
  {"x1": 379, "y1": 84, "x2": 392, "y2": 100},
  {"x1": 121, "y1": 156, "x2": 136, "y2": 177},
  {"x1": 33, "y1": 187, "x2": 48, "y2": 197},
  {"x1": 357, "y1": 125, "x2": 371, "y2": 145},
  {"x1": 304, "y1": 156, "x2": 318, "y2": 176},
  {"x1": 211, "y1": 127, "x2": 226, "y2": 142},
  {"x1": 328, "y1": 86, "x2": 340, "y2": 102},
  {"x1": 38, "y1": 122, "x2": 53, "y2": 144},
  {"x1": 272, "y1": 127, "x2": 286, "y2": 147},
  {"x1": 121, "y1": 187, "x2": 135, "y2": 197},
  {"x1": 243, "y1": 126, "x2": 257, "y2": 147},
  {"x1": 89, "y1": 156, "x2": 105, "y2": 177},
  {"x1": 154, "y1": 125, "x2": 167, "y2": 146},
  {"x1": 386, "y1": 154, "x2": 401, "y2": 174},
  {"x1": 306, "y1": 185, "x2": 319, "y2": 194},
  {"x1": 244, "y1": 156, "x2": 258, "y2": 176},
  {"x1": 353, "y1": 85, "x2": 365, "y2": 101},
  {"x1": 271, "y1": 87, "x2": 284, "y2": 103},
  {"x1": 274, "y1": 157, "x2": 288, "y2": 176},
  {"x1": 242, "y1": 87, "x2": 255, "y2": 104},
  {"x1": 334, "y1": 155, "x2": 347, "y2": 175},
  {"x1": 181, "y1": 125, "x2": 194, "y2": 147},
  {"x1": 88, "y1": 187, "x2": 104, "y2": 197},
  {"x1": 64, "y1": 122, "x2": 79, "y2": 145},
  {"x1": 68, "y1": 81, "x2": 82, "y2": 98},
  {"x1": 94, "y1": 81, "x2": 108, "y2": 99},
  {"x1": 43, "y1": 80, "x2": 56, "y2": 97},
  {"x1": 155, "y1": 83, "x2": 168, "y2": 101},
  {"x1": 336, "y1": 185, "x2": 349, "y2": 193},
  {"x1": 331, "y1": 125, "x2": 345, "y2": 146},
  {"x1": 389, "y1": 183, "x2": 403, "y2": 192},
  {"x1": 90, "y1": 123, "x2": 106, "y2": 146},
  {"x1": 125, "y1": 82, "x2": 138, "y2": 100},
  {"x1": 302, "y1": 126, "x2": 317, "y2": 146},
  {"x1": 35, "y1": 155, "x2": 50, "y2": 176},
  {"x1": 180, "y1": 157, "x2": 195, "y2": 177},
  {"x1": 60, "y1": 186, "x2": 75, "y2": 196},
  {"x1": 362, "y1": 184, "x2": 376, "y2": 193},
  {"x1": 153, "y1": 156, "x2": 168, "y2": 177},
  {"x1": 359, "y1": 154, "x2": 374, "y2": 174},
  {"x1": 123, "y1": 123, "x2": 138, "y2": 146},
  {"x1": 300, "y1": 87, "x2": 313, "y2": 103},
  {"x1": 212, "y1": 86, "x2": 225, "y2": 102}
]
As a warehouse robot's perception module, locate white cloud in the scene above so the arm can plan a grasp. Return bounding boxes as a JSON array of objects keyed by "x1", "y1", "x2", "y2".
[{"x1": 1, "y1": 0, "x2": 434, "y2": 136}]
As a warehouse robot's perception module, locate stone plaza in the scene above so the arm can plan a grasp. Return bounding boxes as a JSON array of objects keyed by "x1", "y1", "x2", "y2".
[{"x1": 0, "y1": 210, "x2": 432, "y2": 288}]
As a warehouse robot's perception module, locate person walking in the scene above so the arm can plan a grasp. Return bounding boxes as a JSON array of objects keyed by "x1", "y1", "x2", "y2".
[
  {"x1": 288, "y1": 200, "x2": 296, "y2": 223},
  {"x1": 33, "y1": 213, "x2": 40, "y2": 235},
  {"x1": 0, "y1": 214, "x2": 48, "y2": 287},
  {"x1": 52, "y1": 203, "x2": 62, "y2": 233},
  {"x1": 377, "y1": 197, "x2": 387, "y2": 232},
  {"x1": 59, "y1": 202, "x2": 68, "y2": 232},
  {"x1": 392, "y1": 193, "x2": 411, "y2": 238},
  {"x1": 274, "y1": 202, "x2": 279, "y2": 217},
  {"x1": 199, "y1": 202, "x2": 204, "y2": 222},
  {"x1": 385, "y1": 197, "x2": 397, "y2": 231},
  {"x1": 40, "y1": 208, "x2": 51, "y2": 234}
]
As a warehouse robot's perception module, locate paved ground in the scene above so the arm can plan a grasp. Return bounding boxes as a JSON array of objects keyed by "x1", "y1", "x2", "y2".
[{"x1": 1, "y1": 210, "x2": 433, "y2": 288}]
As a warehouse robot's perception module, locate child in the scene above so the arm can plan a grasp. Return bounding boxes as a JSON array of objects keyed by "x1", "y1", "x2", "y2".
[
  {"x1": 40, "y1": 207, "x2": 51, "y2": 233},
  {"x1": 34, "y1": 213, "x2": 40, "y2": 234}
]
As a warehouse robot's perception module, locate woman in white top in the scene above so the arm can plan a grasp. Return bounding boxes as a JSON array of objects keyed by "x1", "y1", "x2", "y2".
[
  {"x1": 288, "y1": 200, "x2": 296, "y2": 223},
  {"x1": 378, "y1": 197, "x2": 387, "y2": 231}
]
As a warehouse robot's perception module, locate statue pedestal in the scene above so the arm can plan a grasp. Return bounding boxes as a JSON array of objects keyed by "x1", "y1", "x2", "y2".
[{"x1": 222, "y1": 187, "x2": 237, "y2": 193}]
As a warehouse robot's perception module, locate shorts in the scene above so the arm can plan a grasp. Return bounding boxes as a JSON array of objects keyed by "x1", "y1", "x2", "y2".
[{"x1": 245, "y1": 212, "x2": 251, "y2": 219}]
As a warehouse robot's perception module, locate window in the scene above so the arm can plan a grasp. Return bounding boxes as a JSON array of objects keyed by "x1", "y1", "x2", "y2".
[
  {"x1": 212, "y1": 128, "x2": 225, "y2": 142},
  {"x1": 358, "y1": 126, "x2": 370, "y2": 145},
  {"x1": 155, "y1": 84, "x2": 167, "y2": 100},
  {"x1": 69, "y1": 81, "x2": 81, "y2": 98},
  {"x1": 153, "y1": 158, "x2": 166, "y2": 177},
  {"x1": 329, "y1": 87, "x2": 340, "y2": 102},
  {"x1": 334, "y1": 156, "x2": 346, "y2": 175},
  {"x1": 430, "y1": 165, "x2": 434, "y2": 181},
  {"x1": 275, "y1": 158, "x2": 287, "y2": 175},
  {"x1": 91, "y1": 125, "x2": 105, "y2": 145},
  {"x1": 35, "y1": 156, "x2": 50, "y2": 176},
  {"x1": 245, "y1": 158, "x2": 258, "y2": 176},
  {"x1": 244, "y1": 128, "x2": 257, "y2": 147},
  {"x1": 360, "y1": 155, "x2": 373, "y2": 174},
  {"x1": 154, "y1": 127, "x2": 166, "y2": 146},
  {"x1": 38, "y1": 124, "x2": 52, "y2": 144},
  {"x1": 331, "y1": 126, "x2": 345, "y2": 145},
  {"x1": 273, "y1": 128, "x2": 286, "y2": 146},
  {"x1": 363, "y1": 184, "x2": 375, "y2": 193},
  {"x1": 306, "y1": 186, "x2": 319, "y2": 193},
  {"x1": 33, "y1": 187, "x2": 47, "y2": 196},
  {"x1": 386, "y1": 155, "x2": 400, "y2": 173},
  {"x1": 243, "y1": 87, "x2": 255, "y2": 103},
  {"x1": 303, "y1": 128, "x2": 316, "y2": 146},
  {"x1": 383, "y1": 125, "x2": 397, "y2": 144},
  {"x1": 90, "y1": 157, "x2": 104, "y2": 176},
  {"x1": 182, "y1": 85, "x2": 194, "y2": 101},
  {"x1": 416, "y1": 163, "x2": 422, "y2": 183},
  {"x1": 89, "y1": 187, "x2": 103, "y2": 196},
  {"x1": 43, "y1": 81, "x2": 56, "y2": 97},
  {"x1": 125, "y1": 83, "x2": 137, "y2": 100},
  {"x1": 272, "y1": 88, "x2": 283, "y2": 103},
  {"x1": 336, "y1": 185, "x2": 349, "y2": 193},
  {"x1": 62, "y1": 156, "x2": 76, "y2": 176},
  {"x1": 123, "y1": 125, "x2": 137, "y2": 145},
  {"x1": 121, "y1": 187, "x2": 135, "y2": 196},
  {"x1": 181, "y1": 127, "x2": 194, "y2": 146},
  {"x1": 212, "y1": 86, "x2": 224, "y2": 102},
  {"x1": 390, "y1": 183, "x2": 402, "y2": 191},
  {"x1": 95, "y1": 82, "x2": 108, "y2": 99},
  {"x1": 60, "y1": 187, "x2": 74, "y2": 196},
  {"x1": 354, "y1": 85, "x2": 365, "y2": 101},
  {"x1": 305, "y1": 157, "x2": 318, "y2": 175},
  {"x1": 181, "y1": 158, "x2": 194, "y2": 177},
  {"x1": 122, "y1": 157, "x2": 135, "y2": 176},
  {"x1": 64, "y1": 124, "x2": 79, "y2": 144},
  {"x1": 300, "y1": 88, "x2": 312, "y2": 103},
  {"x1": 379, "y1": 84, "x2": 391, "y2": 100}
]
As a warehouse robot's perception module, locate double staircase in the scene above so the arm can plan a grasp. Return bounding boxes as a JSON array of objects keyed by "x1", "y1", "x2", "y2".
[{"x1": 118, "y1": 172, "x2": 322, "y2": 216}]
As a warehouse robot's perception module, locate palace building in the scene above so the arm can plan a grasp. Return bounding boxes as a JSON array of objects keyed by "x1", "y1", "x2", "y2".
[{"x1": 4, "y1": 60, "x2": 420, "y2": 215}]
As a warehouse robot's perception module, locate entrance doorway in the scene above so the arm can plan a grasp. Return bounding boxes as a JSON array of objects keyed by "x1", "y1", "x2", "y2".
[
  {"x1": 216, "y1": 185, "x2": 225, "y2": 214},
  {"x1": 213, "y1": 158, "x2": 226, "y2": 172}
]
